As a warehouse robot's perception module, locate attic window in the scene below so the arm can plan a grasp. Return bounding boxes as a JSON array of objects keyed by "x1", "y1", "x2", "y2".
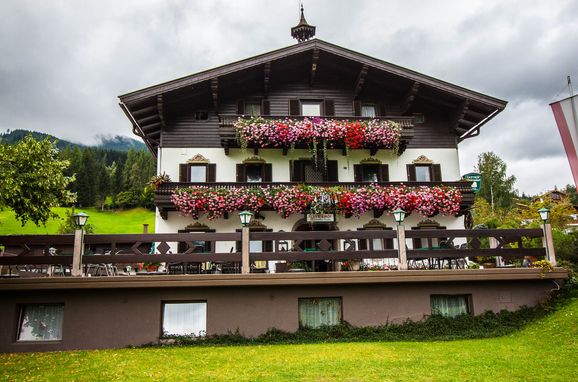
[
  {"x1": 194, "y1": 111, "x2": 209, "y2": 120},
  {"x1": 413, "y1": 113, "x2": 425, "y2": 124},
  {"x1": 361, "y1": 105, "x2": 376, "y2": 118}
]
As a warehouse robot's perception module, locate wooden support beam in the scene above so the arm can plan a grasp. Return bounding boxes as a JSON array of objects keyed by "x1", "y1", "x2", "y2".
[
  {"x1": 263, "y1": 62, "x2": 271, "y2": 96},
  {"x1": 157, "y1": 94, "x2": 166, "y2": 131},
  {"x1": 132, "y1": 105, "x2": 157, "y2": 118},
  {"x1": 353, "y1": 64, "x2": 369, "y2": 98},
  {"x1": 400, "y1": 81, "x2": 420, "y2": 114},
  {"x1": 465, "y1": 109, "x2": 486, "y2": 120},
  {"x1": 136, "y1": 114, "x2": 159, "y2": 126},
  {"x1": 211, "y1": 78, "x2": 219, "y2": 114},
  {"x1": 140, "y1": 121, "x2": 162, "y2": 131},
  {"x1": 458, "y1": 118, "x2": 476, "y2": 128},
  {"x1": 452, "y1": 99, "x2": 470, "y2": 132},
  {"x1": 310, "y1": 48, "x2": 320, "y2": 86}
]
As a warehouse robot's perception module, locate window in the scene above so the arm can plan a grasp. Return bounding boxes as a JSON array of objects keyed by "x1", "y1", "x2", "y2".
[
  {"x1": 412, "y1": 220, "x2": 446, "y2": 250},
  {"x1": 177, "y1": 224, "x2": 215, "y2": 253},
  {"x1": 415, "y1": 165, "x2": 431, "y2": 181},
  {"x1": 236, "y1": 163, "x2": 272, "y2": 183},
  {"x1": 354, "y1": 163, "x2": 389, "y2": 183},
  {"x1": 406, "y1": 164, "x2": 441, "y2": 182},
  {"x1": 190, "y1": 166, "x2": 206, "y2": 182},
  {"x1": 361, "y1": 105, "x2": 376, "y2": 118},
  {"x1": 301, "y1": 101, "x2": 322, "y2": 116},
  {"x1": 244, "y1": 102, "x2": 261, "y2": 116},
  {"x1": 193, "y1": 111, "x2": 209, "y2": 120},
  {"x1": 357, "y1": 220, "x2": 394, "y2": 251},
  {"x1": 431, "y1": 295, "x2": 471, "y2": 317},
  {"x1": 291, "y1": 160, "x2": 339, "y2": 182},
  {"x1": 162, "y1": 302, "x2": 207, "y2": 337},
  {"x1": 17, "y1": 304, "x2": 64, "y2": 341},
  {"x1": 179, "y1": 163, "x2": 216, "y2": 182},
  {"x1": 298, "y1": 297, "x2": 342, "y2": 328},
  {"x1": 249, "y1": 240, "x2": 263, "y2": 253}
]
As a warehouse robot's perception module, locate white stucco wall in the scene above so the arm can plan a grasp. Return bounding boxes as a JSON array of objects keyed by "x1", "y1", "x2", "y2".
[
  {"x1": 154, "y1": 146, "x2": 465, "y2": 259},
  {"x1": 157, "y1": 147, "x2": 461, "y2": 184}
]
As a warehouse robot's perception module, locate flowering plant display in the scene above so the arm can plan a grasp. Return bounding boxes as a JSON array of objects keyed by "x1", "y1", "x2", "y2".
[
  {"x1": 171, "y1": 184, "x2": 462, "y2": 220},
  {"x1": 234, "y1": 117, "x2": 401, "y2": 151},
  {"x1": 147, "y1": 172, "x2": 171, "y2": 190}
]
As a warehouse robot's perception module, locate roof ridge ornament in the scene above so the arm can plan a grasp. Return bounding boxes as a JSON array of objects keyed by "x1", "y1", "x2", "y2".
[{"x1": 291, "y1": 4, "x2": 316, "y2": 43}]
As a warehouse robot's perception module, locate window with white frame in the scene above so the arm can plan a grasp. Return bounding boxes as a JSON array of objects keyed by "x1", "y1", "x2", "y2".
[
  {"x1": 298, "y1": 297, "x2": 342, "y2": 328},
  {"x1": 17, "y1": 304, "x2": 64, "y2": 341},
  {"x1": 430, "y1": 295, "x2": 471, "y2": 317},
  {"x1": 162, "y1": 302, "x2": 207, "y2": 337},
  {"x1": 415, "y1": 165, "x2": 431, "y2": 182},
  {"x1": 301, "y1": 101, "x2": 322, "y2": 116},
  {"x1": 361, "y1": 105, "x2": 376, "y2": 118},
  {"x1": 189, "y1": 165, "x2": 207, "y2": 182}
]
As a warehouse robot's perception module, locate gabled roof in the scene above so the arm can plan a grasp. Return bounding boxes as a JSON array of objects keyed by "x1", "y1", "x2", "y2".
[{"x1": 119, "y1": 38, "x2": 506, "y2": 109}]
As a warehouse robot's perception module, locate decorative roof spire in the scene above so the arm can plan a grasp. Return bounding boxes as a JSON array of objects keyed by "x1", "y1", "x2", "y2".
[{"x1": 291, "y1": 5, "x2": 316, "y2": 43}]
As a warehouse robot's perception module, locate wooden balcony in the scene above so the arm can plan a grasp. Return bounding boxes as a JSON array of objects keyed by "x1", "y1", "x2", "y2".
[
  {"x1": 0, "y1": 228, "x2": 557, "y2": 280},
  {"x1": 154, "y1": 180, "x2": 475, "y2": 218},
  {"x1": 218, "y1": 114, "x2": 415, "y2": 155}
]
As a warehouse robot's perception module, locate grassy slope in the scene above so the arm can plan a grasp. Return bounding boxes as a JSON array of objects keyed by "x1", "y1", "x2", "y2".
[
  {"x1": 0, "y1": 208, "x2": 155, "y2": 234},
  {"x1": 1, "y1": 295, "x2": 576, "y2": 381}
]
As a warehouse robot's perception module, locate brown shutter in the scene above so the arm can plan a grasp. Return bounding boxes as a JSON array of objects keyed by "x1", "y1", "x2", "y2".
[
  {"x1": 358, "y1": 238, "x2": 368, "y2": 251},
  {"x1": 353, "y1": 101, "x2": 362, "y2": 116},
  {"x1": 262, "y1": 100, "x2": 271, "y2": 116},
  {"x1": 290, "y1": 160, "x2": 304, "y2": 182},
  {"x1": 237, "y1": 100, "x2": 244, "y2": 115},
  {"x1": 263, "y1": 163, "x2": 273, "y2": 182},
  {"x1": 432, "y1": 164, "x2": 442, "y2": 181},
  {"x1": 324, "y1": 99, "x2": 335, "y2": 116},
  {"x1": 326, "y1": 160, "x2": 339, "y2": 182},
  {"x1": 207, "y1": 164, "x2": 216, "y2": 182},
  {"x1": 406, "y1": 164, "x2": 416, "y2": 181},
  {"x1": 263, "y1": 232, "x2": 273, "y2": 252},
  {"x1": 179, "y1": 164, "x2": 188, "y2": 182},
  {"x1": 289, "y1": 99, "x2": 300, "y2": 116},
  {"x1": 354, "y1": 164, "x2": 363, "y2": 182},
  {"x1": 379, "y1": 103, "x2": 387, "y2": 117},
  {"x1": 413, "y1": 238, "x2": 422, "y2": 250},
  {"x1": 379, "y1": 164, "x2": 389, "y2": 182},
  {"x1": 236, "y1": 164, "x2": 245, "y2": 183}
]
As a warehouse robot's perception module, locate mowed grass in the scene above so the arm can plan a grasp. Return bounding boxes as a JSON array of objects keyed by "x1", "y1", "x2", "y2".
[
  {"x1": 0, "y1": 207, "x2": 155, "y2": 235},
  {"x1": 1, "y1": 296, "x2": 577, "y2": 381}
]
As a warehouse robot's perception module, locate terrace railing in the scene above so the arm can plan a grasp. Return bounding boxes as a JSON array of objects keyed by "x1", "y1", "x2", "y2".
[{"x1": 0, "y1": 228, "x2": 549, "y2": 277}]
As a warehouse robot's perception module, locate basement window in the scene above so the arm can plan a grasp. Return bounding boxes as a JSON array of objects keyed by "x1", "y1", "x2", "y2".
[
  {"x1": 430, "y1": 295, "x2": 471, "y2": 317},
  {"x1": 17, "y1": 304, "x2": 64, "y2": 341},
  {"x1": 162, "y1": 302, "x2": 207, "y2": 337},
  {"x1": 298, "y1": 297, "x2": 342, "y2": 328}
]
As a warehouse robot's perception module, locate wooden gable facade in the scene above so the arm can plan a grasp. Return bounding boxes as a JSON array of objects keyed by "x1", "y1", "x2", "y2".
[{"x1": 119, "y1": 39, "x2": 507, "y2": 156}]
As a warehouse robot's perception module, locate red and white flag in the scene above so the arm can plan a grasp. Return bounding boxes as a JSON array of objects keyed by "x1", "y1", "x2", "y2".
[{"x1": 551, "y1": 94, "x2": 578, "y2": 186}]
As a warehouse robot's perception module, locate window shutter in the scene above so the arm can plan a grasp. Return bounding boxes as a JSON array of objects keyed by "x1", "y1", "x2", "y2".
[
  {"x1": 353, "y1": 164, "x2": 362, "y2": 182},
  {"x1": 413, "y1": 238, "x2": 422, "y2": 250},
  {"x1": 237, "y1": 100, "x2": 244, "y2": 115},
  {"x1": 385, "y1": 238, "x2": 394, "y2": 250},
  {"x1": 263, "y1": 163, "x2": 273, "y2": 182},
  {"x1": 353, "y1": 101, "x2": 362, "y2": 117},
  {"x1": 262, "y1": 100, "x2": 271, "y2": 116},
  {"x1": 324, "y1": 99, "x2": 335, "y2": 116},
  {"x1": 264, "y1": 231, "x2": 273, "y2": 252},
  {"x1": 290, "y1": 160, "x2": 302, "y2": 182},
  {"x1": 179, "y1": 164, "x2": 188, "y2": 182},
  {"x1": 289, "y1": 99, "x2": 300, "y2": 116},
  {"x1": 406, "y1": 164, "x2": 416, "y2": 181},
  {"x1": 379, "y1": 103, "x2": 387, "y2": 117},
  {"x1": 357, "y1": 234, "x2": 368, "y2": 251},
  {"x1": 207, "y1": 164, "x2": 216, "y2": 182},
  {"x1": 432, "y1": 164, "x2": 442, "y2": 181},
  {"x1": 236, "y1": 164, "x2": 246, "y2": 183},
  {"x1": 326, "y1": 160, "x2": 339, "y2": 182},
  {"x1": 379, "y1": 164, "x2": 389, "y2": 182}
]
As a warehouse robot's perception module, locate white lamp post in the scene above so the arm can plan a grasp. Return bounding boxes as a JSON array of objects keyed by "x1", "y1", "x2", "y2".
[
  {"x1": 71, "y1": 212, "x2": 89, "y2": 277},
  {"x1": 239, "y1": 211, "x2": 253, "y2": 274},
  {"x1": 538, "y1": 207, "x2": 554, "y2": 264},
  {"x1": 392, "y1": 209, "x2": 408, "y2": 270},
  {"x1": 392, "y1": 209, "x2": 406, "y2": 225}
]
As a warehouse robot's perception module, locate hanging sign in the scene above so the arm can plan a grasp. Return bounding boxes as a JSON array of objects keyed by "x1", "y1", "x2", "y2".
[
  {"x1": 462, "y1": 172, "x2": 482, "y2": 193},
  {"x1": 306, "y1": 213, "x2": 335, "y2": 223}
]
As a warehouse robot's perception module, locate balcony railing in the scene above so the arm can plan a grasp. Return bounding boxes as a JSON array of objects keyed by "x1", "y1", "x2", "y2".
[
  {"x1": 0, "y1": 229, "x2": 549, "y2": 278},
  {"x1": 218, "y1": 114, "x2": 415, "y2": 155}
]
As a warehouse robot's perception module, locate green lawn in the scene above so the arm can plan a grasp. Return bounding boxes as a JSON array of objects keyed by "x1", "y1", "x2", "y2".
[
  {"x1": 0, "y1": 207, "x2": 155, "y2": 235},
  {"x1": 1, "y1": 295, "x2": 576, "y2": 381}
]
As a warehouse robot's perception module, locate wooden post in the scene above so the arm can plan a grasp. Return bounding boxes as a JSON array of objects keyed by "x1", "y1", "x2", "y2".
[
  {"x1": 397, "y1": 225, "x2": 408, "y2": 270},
  {"x1": 543, "y1": 223, "x2": 557, "y2": 266},
  {"x1": 241, "y1": 226, "x2": 250, "y2": 274},
  {"x1": 143, "y1": 224, "x2": 149, "y2": 234},
  {"x1": 71, "y1": 229, "x2": 83, "y2": 277},
  {"x1": 489, "y1": 237, "x2": 502, "y2": 267}
]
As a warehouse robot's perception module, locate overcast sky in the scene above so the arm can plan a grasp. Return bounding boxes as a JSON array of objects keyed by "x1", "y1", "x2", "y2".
[{"x1": 1, "y1": 0, "x2": 577, "y2": 195}]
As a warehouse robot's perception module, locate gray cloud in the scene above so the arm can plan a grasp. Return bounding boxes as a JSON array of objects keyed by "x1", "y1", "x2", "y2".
[{"x1": 0, "y1": 0, "x2": 576, "y2": 194}]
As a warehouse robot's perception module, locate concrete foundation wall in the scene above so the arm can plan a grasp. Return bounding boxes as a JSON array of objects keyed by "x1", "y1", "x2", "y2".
[{"x1": 0, "y1": 278, "x2": 555, "y2": 353}]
